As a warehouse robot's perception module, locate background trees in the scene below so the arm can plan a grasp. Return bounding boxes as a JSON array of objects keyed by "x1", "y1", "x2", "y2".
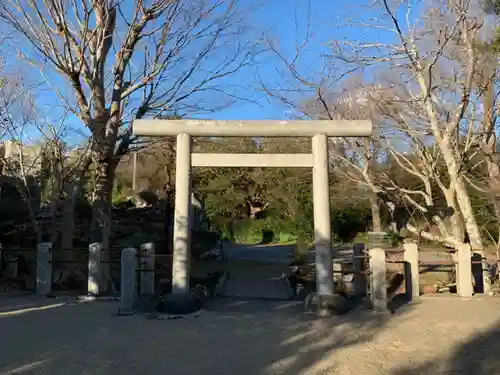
[
  {"x1": 0, "y1": 0, "x2": 261, "y2": 248},
  {"x1": 0, "y1": 0, "x2": 498, "y2": 263}
]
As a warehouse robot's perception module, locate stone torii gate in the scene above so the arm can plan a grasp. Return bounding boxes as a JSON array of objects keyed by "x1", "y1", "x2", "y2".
[{"x1": 133, "y1": 119, "x2": 372, "y2": 296}]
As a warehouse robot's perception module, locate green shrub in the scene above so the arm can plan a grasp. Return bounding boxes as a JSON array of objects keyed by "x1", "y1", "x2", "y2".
[
  {"x1": 111, "y1": 183, "x2": 129, "y2": 205},
  {"x1": 331, "y1": 205, "x2": 371, "y2": 243},
  {"x1": 279, "y1": 232, "x2": 297, "y2": 243}
]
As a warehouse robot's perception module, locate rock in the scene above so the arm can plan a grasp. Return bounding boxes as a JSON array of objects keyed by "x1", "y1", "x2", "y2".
[
  {"x1": 387, "y1": 272, "x2": 405, "y2": 296},
  {"x1": 304, "y1": 292, "x2": 351, "y2": 316},
  {"x1": 295, "y1": 283, "x2": 308, "y2": 299},
  {"x1": 156, "y1": 291, "x2": 204, "y2": 315},
  {"x1": 421, "y1": 285, "x2": 439, "y2": 294},
  {"x1": 387, "y1": 293, "x2": 411, "y2": 314},
  {"x1": 191, "y1": 270, "x2": 228, "y2": 297}
]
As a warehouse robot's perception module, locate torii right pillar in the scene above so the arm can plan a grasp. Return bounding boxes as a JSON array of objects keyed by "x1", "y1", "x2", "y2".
[{"x1": 312, "y1": 134, "x2": 334, "y2": 296}]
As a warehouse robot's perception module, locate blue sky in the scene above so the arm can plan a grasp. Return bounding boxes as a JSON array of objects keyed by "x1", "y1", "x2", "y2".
[
  {"x1": 0, "y1": 0, "x2": 415, "y2": 145},
  {"x1": 4, "y1": 0, "x2": 493, "y2": 146},
  {"x1": 211, "y1": 0, "x2": 394, "y2": 120}
]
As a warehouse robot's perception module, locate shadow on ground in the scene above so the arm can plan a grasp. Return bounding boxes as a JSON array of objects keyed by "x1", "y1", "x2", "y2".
[
  {"x1": 5, "y1": 294, "x2": 500, "y2": 375},
  {"x1": 392, "y1": 315, "x2": 500, "y2": 375},
  {"x1": 0, "y1": 294, "x2": 408, "y2": 375}
]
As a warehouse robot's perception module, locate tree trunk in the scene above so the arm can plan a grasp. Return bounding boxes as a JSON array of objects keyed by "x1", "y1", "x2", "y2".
[
  {"x1": 416, "y1": 69, "x2": 489, "y2": 291},
  {"x1": 91, "y1": 134, "x2": 117, "y2": 244},
  {"x1": 61, "y1": 172, "x2": 88, "y2": 249},
  {"x1": 449, "y1": 210, "x2": 465, "y2": 243},
  {"x1": 453, "y1": 178, "x2": 483, "y2": 249},
  {"x1": 480, "y1": 79, "x2": 497, "y2": 291},
  {"x1": 61, "y1": 180, "x2": 87, "y2": 249},
  {"x1": 53, "y1": 191, "x2": 86, "y2": 289},
  {"x1": 54, "y1": 155, "x2": 92, "y2": 289},
  {"x1": 369, "y1": 192, "x2": 382, "y2": 232},
  {"x1": 414, "y1": 68, "x2": 482, "y2": 249},
  {"x1": 90, "y1": 131, "x2": 119, "y2": 293},
  {"x1": 442, "y1": 189, "x2": 465, "y2": 243},
  {"x1": 61, "y1": 194, "x2": 77, "y2": 251},
  {"x1": 427, "y1": 118, "x2": 482, "y2": 249},
  {"x1": 448, "y1": 162, "x2": 490, "y2": 293},
  {"x1": 481, "y1": 78, "x2": 499, "y2": 231}
]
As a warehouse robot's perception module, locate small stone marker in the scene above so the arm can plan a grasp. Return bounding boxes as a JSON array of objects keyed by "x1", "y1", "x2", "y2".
[
  {"x1": 369, "y1": 248, "x2": 387, "y2": 311},
  {"x1": 119, "y1": 248, "x2": 138, "y2": 315},
  {"x1": 36, "y1": 242, "x2": 52, "y2": 295},
  {"x1": 88, "y1": 242, "x2": 102, "y2": 296}
]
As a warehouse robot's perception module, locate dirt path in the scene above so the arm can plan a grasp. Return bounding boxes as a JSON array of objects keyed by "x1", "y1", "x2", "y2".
[{"x1": 1, "y1": 295, "x2": 500, "y2": 375}]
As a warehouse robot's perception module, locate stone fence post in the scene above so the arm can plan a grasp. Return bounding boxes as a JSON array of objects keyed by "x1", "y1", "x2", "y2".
[
  {"x1": 369, "y1": 247, "x2": 387, "y2": 311},
  {"x1": 457, "y1": 244, "x2": 473, "y2": 298},
  {"x1": 403, "y1": 243, "x2": 419, "y2": 300},
  {"x1": 140, "y1": 242, "x2": 155, "y2": 296},
  {"x1": 88, "y1": 243, "x2": 102, "y2": 296},
  {"x1": 352, "y1": 243, "x2": 366, "y2": 295},
  {"x1": 119, "y1": 248, "x2": 138, "y2": 314},
  {"x1": 36, "y1": 242, "x2": 52, "y2": 295}
]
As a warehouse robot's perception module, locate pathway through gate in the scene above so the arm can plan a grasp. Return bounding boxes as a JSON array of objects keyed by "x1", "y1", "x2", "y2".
[
  {"x1": 218, "y1": 243, "x2": 359, "y2": 299},
  {"x1": 221, "y1": 243, "x2": 296, "y2": 299}
]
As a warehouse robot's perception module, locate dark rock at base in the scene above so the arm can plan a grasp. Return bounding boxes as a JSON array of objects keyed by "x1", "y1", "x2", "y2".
[
  {"x1": 305, "y1": 292, "x2": 351, "y2": 316},
  {"x1": 156, "y1": 292, "x2": 203, "y2": 315},
  {"x1": 387, "y1": 293, "x2": 411, "y2": 314},
  {"x1": 319, "y1": 293, "x2": 351, "y2": 315},
  {"x1": 191, "y1": 270, "x2": 227, "y2": 297}
]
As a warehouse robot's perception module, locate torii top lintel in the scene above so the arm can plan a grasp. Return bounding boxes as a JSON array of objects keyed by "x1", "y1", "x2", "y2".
[{"x1": 132, "y1": 119, "x2": 372, "y2": 138}]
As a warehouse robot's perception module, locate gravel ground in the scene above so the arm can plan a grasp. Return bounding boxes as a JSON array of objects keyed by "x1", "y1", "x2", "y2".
[{"x1": 1, "y1": 295, "x2": 500, "y2": 375}]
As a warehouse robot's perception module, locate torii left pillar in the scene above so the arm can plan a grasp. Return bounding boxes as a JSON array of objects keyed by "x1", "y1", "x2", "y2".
[{"x1": 171, "y1": 133, "x2": 192, "y2": 294}]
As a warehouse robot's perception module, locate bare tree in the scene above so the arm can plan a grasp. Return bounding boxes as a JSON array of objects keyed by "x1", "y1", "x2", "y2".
[
  {"x1": 0, "y1": 77, "x2": 44, "y2": 244},
  {"x1": 328, "y1": 0, "x2": 497, "y2": 291},
  {"x1": 264, "y1": 0, "x2": 494, "y2": 262},
  {"x1": 260, "y1": 4, "x2": 385, "y2": 232},
  {"x1": 0, "y1": 0, "x2": 261, "y2": 249},
  {"x1": 470, "y1": 2, "x2": 500, "y2": 268},
  {"x1": 303, "y1": 80, "x2": 386, "y2": 233},
  {"x1": 0, "y1": 76, "x2": 95, "y2": 284}
]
